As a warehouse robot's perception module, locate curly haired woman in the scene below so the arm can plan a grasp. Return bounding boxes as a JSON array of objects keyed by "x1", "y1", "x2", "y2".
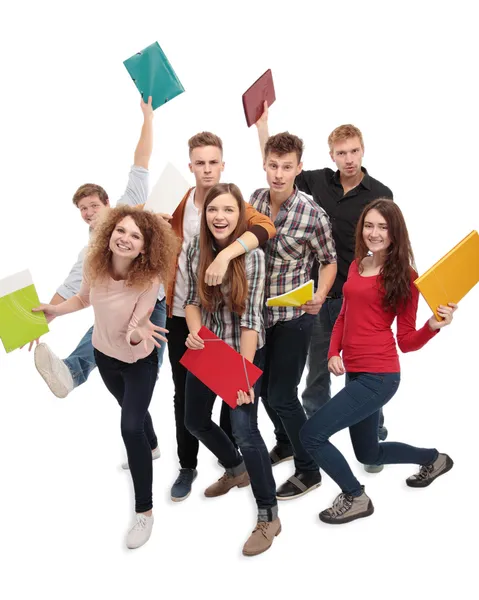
[
  {"x1": 34, "y1": 205, "x2": 179, "y2": 548},
  {"x1": 299, "y1": 198, "x2": 457, "y2": 525}
]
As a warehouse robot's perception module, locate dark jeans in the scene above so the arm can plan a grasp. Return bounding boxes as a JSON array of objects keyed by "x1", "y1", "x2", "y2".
[
  {"x1": 184, "y1": 349, "x2": 277, "y2": 515},
  {"x1": 166, "y1": 315, "x2": 236, "y2": 470},
  {"x1": 260, "y1": 313, "x2": 318, "y2": 473},
  {"x1": 300, "y1": 372, "x2": 438, "y2": 496},
  {"x1": 94, "y1": 348, "x2": 158, "y2": 513},
  {"x1": 65, "y1": 298, "x2": 167, "y2": 387}
]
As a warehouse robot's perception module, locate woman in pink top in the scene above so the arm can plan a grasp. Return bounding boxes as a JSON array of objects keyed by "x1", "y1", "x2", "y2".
[
  {"x1": 300, "y1": 199, "x2": 457, "y2": 525},
  {"x1": 34, "y1": 205, "x2": 178, "y2": 549}
]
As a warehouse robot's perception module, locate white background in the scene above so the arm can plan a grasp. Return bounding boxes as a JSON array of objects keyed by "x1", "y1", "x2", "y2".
[{"x1": 1, "y1": 1, "x2": 478, "y2": 599}]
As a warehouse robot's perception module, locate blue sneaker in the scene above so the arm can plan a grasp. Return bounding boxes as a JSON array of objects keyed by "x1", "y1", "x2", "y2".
[{"x1": 171, "y1": 468, "x2": 198, "y2": 502}]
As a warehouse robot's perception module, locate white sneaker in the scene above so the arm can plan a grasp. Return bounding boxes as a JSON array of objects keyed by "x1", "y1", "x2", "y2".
[
  {"x1": 126, "y1": 513, "x2": 154, "y2": 549},
  {"x1": 34, "y1": 343, "x2": 74, "y2": 398},
  {"x1": 121, "y1": 446, "x2": 161, "y2": 470}
]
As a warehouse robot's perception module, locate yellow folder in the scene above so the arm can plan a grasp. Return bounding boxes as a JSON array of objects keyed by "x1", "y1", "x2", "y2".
[
  {"x1": 266, "y1": 280, "x2": 314, "y2": 307},
  {"x1": 414, "y1": 230, "x2": 479, "y2": 320}
]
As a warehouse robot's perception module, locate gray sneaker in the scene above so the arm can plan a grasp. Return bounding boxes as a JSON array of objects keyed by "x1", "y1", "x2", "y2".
[
  {"x1": 319, "y1": 486, "x2": 374, "y2": 524},
  {"x1": 171, "y1": 468, "x2": 198, "y2": 502},
  {"x1": 406, "y1": 453, "x2": 453, "y2": 488},
  {"x1": 364, "y1": 464, "x2": 384, "y2": 474}
]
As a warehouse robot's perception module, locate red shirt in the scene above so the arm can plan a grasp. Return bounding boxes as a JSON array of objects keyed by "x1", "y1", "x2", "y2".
[{"x1": 328, "y1": 260, "x2": 438, "y2": 373}]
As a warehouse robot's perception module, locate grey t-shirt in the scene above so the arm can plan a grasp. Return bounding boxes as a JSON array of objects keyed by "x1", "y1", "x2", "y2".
[{"x1": 57, "y1": 165, "x2": 166, "y2": 301}]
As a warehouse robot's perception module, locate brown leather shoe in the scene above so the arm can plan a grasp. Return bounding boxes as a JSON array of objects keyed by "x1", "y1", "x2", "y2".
[
  {"x1": 204, "y1": 470, "x2": 250, "y2": 497},
  {"x1": 242, "y1": 519, "x2": 282, "y2": 556}
]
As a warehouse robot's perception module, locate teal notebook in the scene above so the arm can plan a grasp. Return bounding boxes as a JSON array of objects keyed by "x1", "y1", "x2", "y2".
[
  {"x1": 0, "y1": 270, "x2": 49, "y2": 353},
  {"x1": 123, "y1": 42, "x2": 185, "y2": 110}
]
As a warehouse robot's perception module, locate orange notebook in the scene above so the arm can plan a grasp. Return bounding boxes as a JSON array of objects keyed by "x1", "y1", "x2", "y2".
[
  {"x1": 414, "y1": 230, "x2": 479, "y2": 319},
  {"x1": 242, "y1": 69, "x2": 276, "y2": 127}
]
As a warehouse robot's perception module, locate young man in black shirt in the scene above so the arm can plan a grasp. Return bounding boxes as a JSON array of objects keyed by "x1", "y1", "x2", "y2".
[{"x1": 256, "y1": 103, "x2": 392, "y2": 474}]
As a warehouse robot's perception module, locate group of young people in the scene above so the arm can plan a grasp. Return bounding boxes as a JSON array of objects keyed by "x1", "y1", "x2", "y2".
[{"x1": 30, "y1": 96, "x2": 457, "y2": 556}]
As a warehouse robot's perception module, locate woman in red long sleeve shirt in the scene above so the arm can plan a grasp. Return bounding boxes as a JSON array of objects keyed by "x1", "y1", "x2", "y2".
[{"x1": 300, "y1": 198, "x2": 457, "y2": 525}]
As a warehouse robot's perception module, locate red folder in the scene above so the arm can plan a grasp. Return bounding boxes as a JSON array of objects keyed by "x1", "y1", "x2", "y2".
[
  {"x1": 242, "y1": 69, "x2": 276, "y2": 127},
  {"x1": 179, "y1": 326, "x2": 263, "y2": 408}
]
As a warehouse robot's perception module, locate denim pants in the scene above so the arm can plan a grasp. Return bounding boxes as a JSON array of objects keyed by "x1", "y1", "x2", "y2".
[
  {"x1": 260, "y1": 313, "x2": 318, "y2": 474},
  {"x1": 64, "y1": 298, "x2": 167, "y2": 388},
  {"x1": 166, "y1": 315, "x2": 236, "y2": 470},
  {"x1": 270, "y1": 298, "x2": 385, "y2": 449},
  {"x1": 184, "y1": 349, "x2": 277, "y2": 518},
  {"x1": 300, "y1": 372, "x2": 438, "y2": 497},
  {"x1": 94, "y1": 347, "x2": 159, "y2": 513}
]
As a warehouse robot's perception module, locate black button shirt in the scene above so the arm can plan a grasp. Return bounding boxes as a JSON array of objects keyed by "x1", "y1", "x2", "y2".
[{"x1": 295, "y1": 167, "x2": 393, "y2": 297}]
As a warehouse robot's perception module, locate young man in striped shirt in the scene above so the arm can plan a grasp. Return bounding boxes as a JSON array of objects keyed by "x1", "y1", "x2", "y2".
[{"x1": 249, "y1": 133, "x2": 337, "y2": 500}]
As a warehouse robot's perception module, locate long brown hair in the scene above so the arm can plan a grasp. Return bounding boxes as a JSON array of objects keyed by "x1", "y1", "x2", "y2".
[
  {"x1": 355, "y1": 198, "x2": 416, "y2": 312},
  {"x1": 86, "y1": 205, "x2": 179, "y2": 289},
  {"x1": 198, "y1": 183, "x2": 248, "y2": 315}
]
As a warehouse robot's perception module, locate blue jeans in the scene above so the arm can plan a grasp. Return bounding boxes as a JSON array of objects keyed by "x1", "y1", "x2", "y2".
[
  {"x1": 302, "y1": 297, "x2": 343, "y2": 417},
  {"x1": 300, "y1": 372, "x2": 438, "y2": 496},
  {"x1": 94, "y1": 347, "x2": 158, "y2": 513},
  {"x1": 184, "y1": 349, "x2": 277, "y2": 515},
  {"x1": 64, "y1": 298, "x2": 167, "y2": 388},
  {"x1": 299, "y1": 297, "x2": 386, "y2": 442},
  {"x1": 260, "y1": 313, "x2": 318, "y2": 473}
]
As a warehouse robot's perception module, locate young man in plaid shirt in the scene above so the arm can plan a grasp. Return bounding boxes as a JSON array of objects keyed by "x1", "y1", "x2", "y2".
[{"x1": 249, "y1": 133, "x2": 337, "y2": 500}]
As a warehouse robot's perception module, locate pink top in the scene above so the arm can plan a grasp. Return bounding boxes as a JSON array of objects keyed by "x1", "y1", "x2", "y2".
[
  {"x1": 328, "y1": 260, "x2": 438, "y2": 373},
  {"x1": 76, "y1": 268, "x2": 160, "y2": 363}
]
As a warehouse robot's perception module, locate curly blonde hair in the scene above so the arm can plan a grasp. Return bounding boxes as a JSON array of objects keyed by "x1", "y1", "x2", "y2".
[{"x1": 86, "y1": 205, "x2": 180, "y2": 289}]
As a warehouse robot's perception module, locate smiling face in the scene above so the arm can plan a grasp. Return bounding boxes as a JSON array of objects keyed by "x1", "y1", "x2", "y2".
[
  {"x1": 362, "y1": 208, "x2": 391, "y2": 254},
  {"x1": 189, "y1": 146, "x2": 225, "y2": 192},
  {"x1": 205, "y1": 193, "x2": 240, "y2": 247},
  {"x1": 77, "y1": 194, "x2": 109, "y2": 227},
  {"x1": 109, "y1": 216, "x2": 145, "y2": 260}
]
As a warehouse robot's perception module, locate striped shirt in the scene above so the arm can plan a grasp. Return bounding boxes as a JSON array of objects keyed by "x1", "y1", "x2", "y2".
[
  {"x1": 249, "y1": 186, "x2": 337, "y2": 327},
  {"x1": 185, "y1": 235, "x2": 265, "y2": 352}
]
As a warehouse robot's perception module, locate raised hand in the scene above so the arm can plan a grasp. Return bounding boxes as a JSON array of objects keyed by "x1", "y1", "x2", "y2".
[
  {"x1": 428, "y1": 303, "x2": 458, "y2": 331},
  {"x1": 328, "y1": 355, "x2": 345, "y2": 376},
  {"x1": 255, "y1": 100, "x2": 269, "y2": 129},
  {"x1": 141, "y1": 95, "x2": 153, "y2": 119},
  {"x1": 132, "y1": 307, "x2": 168, "y2": 351}
]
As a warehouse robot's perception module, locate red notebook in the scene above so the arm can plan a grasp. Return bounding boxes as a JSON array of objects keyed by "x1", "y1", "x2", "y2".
[
  {"x1": 242, "y1": 69, "x2": 276, "y2": 127},
  {"x1": 179, "y1": 326, "x2": 263, "y2": 408}
]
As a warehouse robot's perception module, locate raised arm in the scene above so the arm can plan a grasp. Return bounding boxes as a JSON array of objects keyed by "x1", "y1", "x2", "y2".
[
  {"x1": 134, "y1": 96, "x2": 154, "y2": 170},
  {"x1": 255, "y1": 101, "x2": 270, "y2": 162}
]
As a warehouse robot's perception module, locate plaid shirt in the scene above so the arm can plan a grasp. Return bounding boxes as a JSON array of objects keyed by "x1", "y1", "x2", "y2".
[
  {"x1": 185, "y1": 235, "x2": 266, "y2": 352},
  {"x1": 249, "y1": 186, "x2": 336, "y2": 327}
]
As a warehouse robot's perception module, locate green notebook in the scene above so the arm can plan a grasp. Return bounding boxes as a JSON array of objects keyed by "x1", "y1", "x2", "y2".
[
  {"x1": 0, "y1": 270, "x2": 49, "y2": 353},
  {"x1": 123, "y1": 42, "x2": 185, "y2": 110}
]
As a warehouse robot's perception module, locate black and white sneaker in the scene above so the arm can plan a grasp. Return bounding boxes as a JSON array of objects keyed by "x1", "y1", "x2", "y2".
[{"x1": 406, "y1": 453, "x2": 454, "y2": 488}]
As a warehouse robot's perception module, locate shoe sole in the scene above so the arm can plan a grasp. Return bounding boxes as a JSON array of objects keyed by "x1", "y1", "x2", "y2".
[
  {"x1": 406, "y1": 455, "x2": 454, "y2": 488},
  {"x1": 242, "y1": 524, "x2": 282, "y2": 556},
  {"x1": 204, "y1": 479, "x2": 251, "y2": 498},
  {"x1": 34, "y1": 345, "x2": 70, "y2": 398},
  {"x1": 276, "y1": 481, "x2": 322, "y2": 501},
  {"x1": 271, "y1": 455, "x2": 294, "y2": 467},
  {"x1": 364, "y1": 464, "x2": 384, "y2": 473},
  {"x1": 171, "y1": 491, "x2": 192, "y2": 502},
  {"x1": 122, "y1": 452, "x2": 161, "y2": 470},
  {"x1": 319, "y1": 500, "x2": 375, "y2": 524}
]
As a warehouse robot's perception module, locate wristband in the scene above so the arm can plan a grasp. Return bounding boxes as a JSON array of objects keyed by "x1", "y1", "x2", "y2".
[{"x1": 236, "y1": 238, "x2": 249, "y2": 254}]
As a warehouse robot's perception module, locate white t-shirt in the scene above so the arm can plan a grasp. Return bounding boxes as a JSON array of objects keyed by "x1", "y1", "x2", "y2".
[{"x1": 172, "y1": 189, "x2": 201, "y2": 317}]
